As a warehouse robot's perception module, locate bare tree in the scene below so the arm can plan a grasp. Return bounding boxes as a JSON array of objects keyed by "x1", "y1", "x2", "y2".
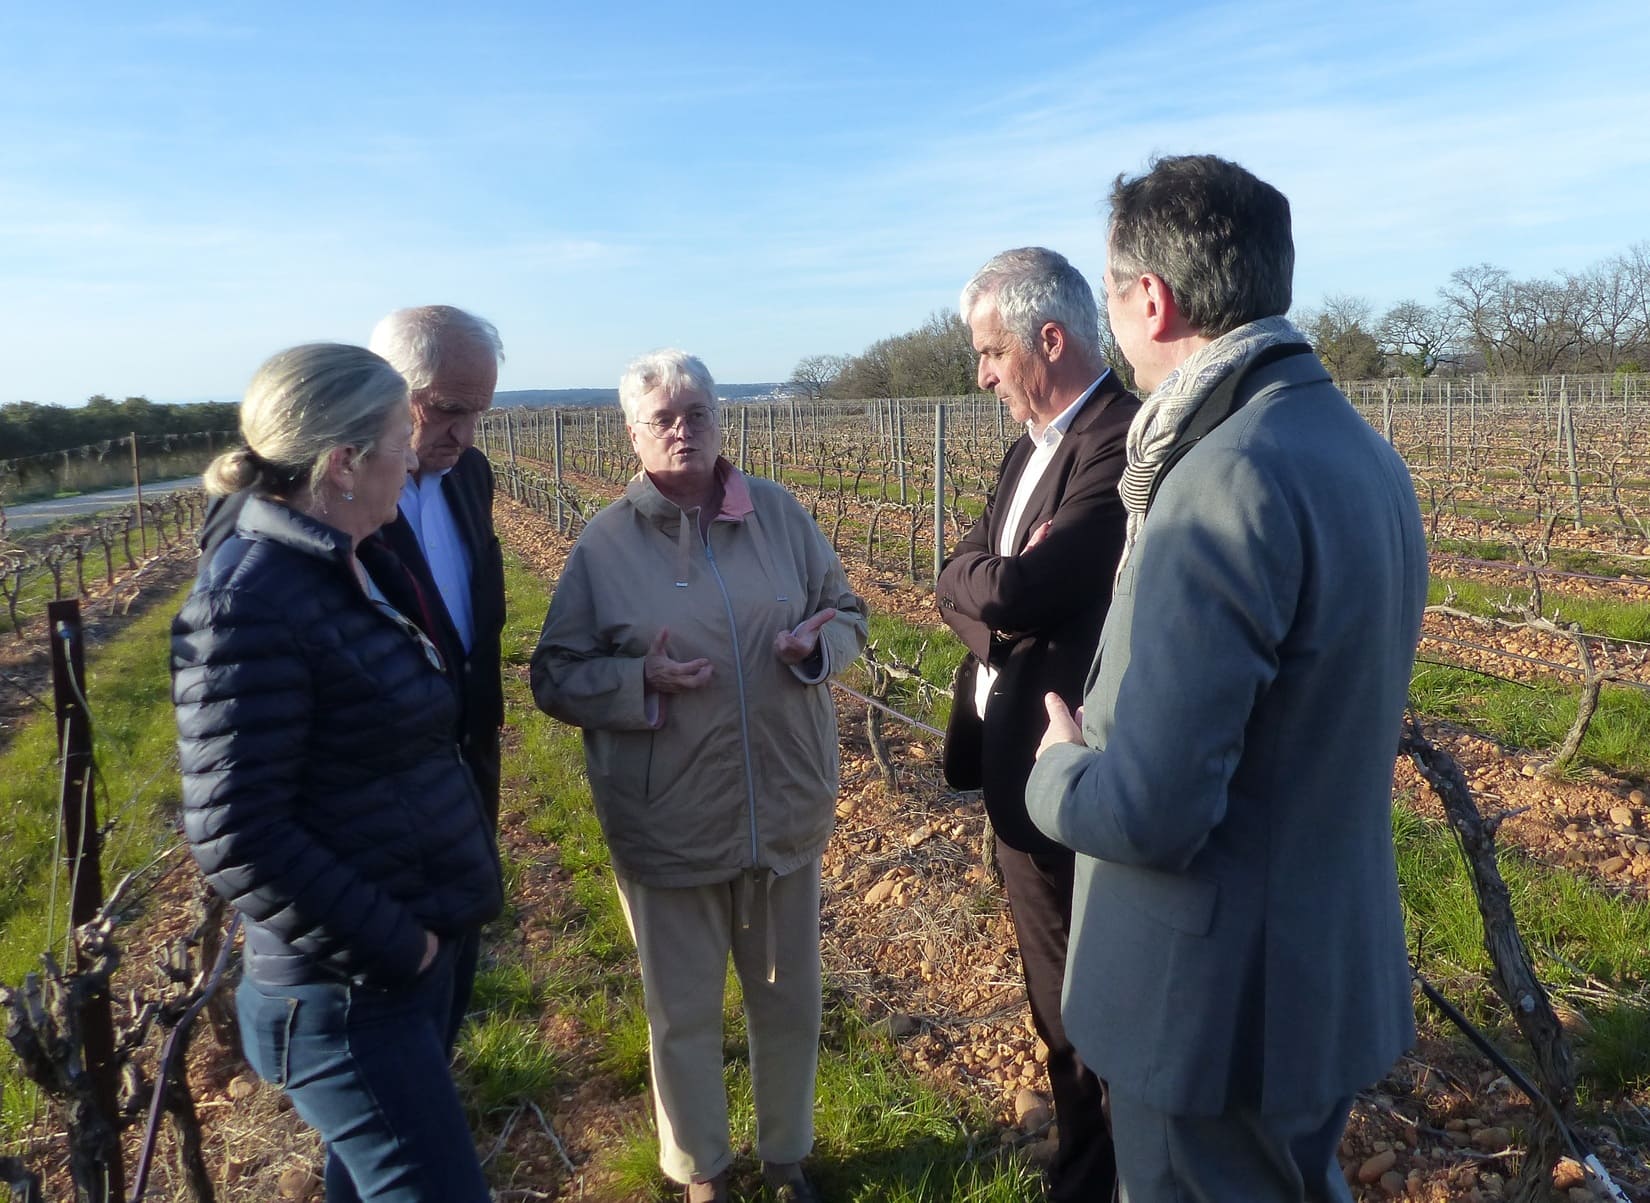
[
  {"x1": 1440, "y1": 263, "x2": 1513, "y2": 372},
  {"x1": 1624, "y1": 242, "x2": 1650, "y2": 366},
  {"x1": 1379, "y1": 300, "x2": 1462, "y2": 379},
  {"x1": 1297, "y1": 294, "x2": 1385, "y2": 380},
  {"x1": 1442, "y1": 264, "x2": 1587, "y2": 375},
  {"x1": 1570, "y1": 251, "x2": 1648, "y2": 373},
  {"x1": 789, "y1": 354, "x2": 847, "y2": 402}
]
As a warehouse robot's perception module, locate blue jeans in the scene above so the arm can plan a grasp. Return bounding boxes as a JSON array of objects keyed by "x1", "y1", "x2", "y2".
[{"x1": 237, "y1": 942, "x2": 489, "y2": 1202}]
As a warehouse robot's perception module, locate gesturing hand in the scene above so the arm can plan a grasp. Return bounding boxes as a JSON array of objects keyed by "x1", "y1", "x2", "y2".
[
  {"x1": 1035, "y1": 691, "x2": 1085, "y2": 760},
  {"x1": 774, "y1": 608, "x2": 837, "y2": 665},
  {"x1": 644, "y1": 628, "x2": 714, "y2": 692}
]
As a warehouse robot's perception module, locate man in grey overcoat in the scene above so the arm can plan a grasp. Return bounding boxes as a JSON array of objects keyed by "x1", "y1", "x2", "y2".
[{"x1": 1026, "y1": 154, "x2": 1429, "y2": 1202}]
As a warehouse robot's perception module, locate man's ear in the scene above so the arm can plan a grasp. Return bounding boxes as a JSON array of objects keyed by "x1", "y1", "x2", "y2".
[
  {"x1": 1139, "y1": 273, "x2": 1178, "y2": 340},
  {"x1": 1039, "y1": 320, "x2": 1066, "y2": 363}
]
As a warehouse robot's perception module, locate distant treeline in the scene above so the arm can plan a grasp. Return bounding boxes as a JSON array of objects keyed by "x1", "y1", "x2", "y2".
[
  {"x1": 1, "y1": 395, "x2": 240, "y2": 460},
  {"x1": 790, "y1": 244, "x2": 1650, "y2": 399},
  {"x1": 494, "y1": 383, "x2": 786, "y2": 409}
]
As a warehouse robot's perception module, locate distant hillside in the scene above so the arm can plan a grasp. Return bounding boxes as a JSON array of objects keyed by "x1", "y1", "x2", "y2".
[{"x1": 494, "y1": 383, "x2": 787, "y2": 409}]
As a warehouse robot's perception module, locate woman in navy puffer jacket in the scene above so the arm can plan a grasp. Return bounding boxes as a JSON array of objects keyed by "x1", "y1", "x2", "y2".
[{"x1": 172, "y1": 343, "x2": 501, "y2": 1202}]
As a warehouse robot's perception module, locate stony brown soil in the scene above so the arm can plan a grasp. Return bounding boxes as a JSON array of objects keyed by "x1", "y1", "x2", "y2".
[{"x1": 7, "y1": 492, "x2": 1650, "y2": 1201}]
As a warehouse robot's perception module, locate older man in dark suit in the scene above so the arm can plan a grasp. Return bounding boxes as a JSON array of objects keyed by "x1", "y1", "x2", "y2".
[
  {"x1": 360, "y1": 305, "x2": 507, "y2": 1060},
  {"x1": 1029, "y1": 156, "x2": 1428, "y2": 1202},
  {"x1": 937, "y1": 247, "x2": 1139, "y2": 1202},
  {"x1": 368, "y1": 305, "x2": 507, "y2": 827}
]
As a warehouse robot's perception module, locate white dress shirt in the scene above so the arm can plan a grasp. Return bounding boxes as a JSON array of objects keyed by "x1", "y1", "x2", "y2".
[
  {"x1": 399, "y1": 471, "x2": 475, "y2": 654},
  {"x1": 974, "y1": 373, "x2": 1109, "y2": 718}
]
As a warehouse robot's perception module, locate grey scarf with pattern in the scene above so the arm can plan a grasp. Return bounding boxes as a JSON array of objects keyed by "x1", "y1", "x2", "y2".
[{"x1": 1116, "y1": 315, "x2": 1308, "y2": 575}]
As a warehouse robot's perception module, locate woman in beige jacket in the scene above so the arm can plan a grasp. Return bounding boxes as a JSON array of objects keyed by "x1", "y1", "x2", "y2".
[{"x1": 530, "y1": 349, "x2": 866, "y2": 1203}]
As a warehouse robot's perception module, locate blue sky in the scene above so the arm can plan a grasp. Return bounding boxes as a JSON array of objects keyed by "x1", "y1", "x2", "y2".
[{"x1": 3, "y1": 1, "x2": 1648, "y2": 405}]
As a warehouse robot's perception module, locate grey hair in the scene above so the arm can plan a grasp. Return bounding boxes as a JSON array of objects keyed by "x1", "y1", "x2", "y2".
[
  {"x1": 368, "y1": 305, "x2": 504, "y2": 392},
  {"x1": 959, "y1": 247, "x2": 1101, "y2": 358},
  {"x1": 203, "y1": 344, "x2": 408, "y2": 498},
  {"x1": 618, "y1": 349, "x2": 718, "y2": 423},
  {"x1": 1106, "y1": 155, "x2": 1294, "y2": 338}
]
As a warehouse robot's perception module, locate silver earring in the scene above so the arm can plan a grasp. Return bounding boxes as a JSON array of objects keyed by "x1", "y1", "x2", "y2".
[{"x1": 343, "y1": 491, "x2": 354, "y2": 502}]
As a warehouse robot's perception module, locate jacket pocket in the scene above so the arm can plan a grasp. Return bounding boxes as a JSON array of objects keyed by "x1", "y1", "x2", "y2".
[
  {"x1": 592, "y1": 728, "x2": 655, "y2": 805},
  {"x1": 240, "y1": 988, "x2": 301, "y2": 1086},
  {"x1": 1091, "y1": 861, "x2": 1218, "y2": 936}
]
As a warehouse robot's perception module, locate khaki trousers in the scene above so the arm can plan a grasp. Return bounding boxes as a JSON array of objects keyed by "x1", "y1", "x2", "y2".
[{"x1": 614, "y1": 861, "x2": 823, "y2": 1185}]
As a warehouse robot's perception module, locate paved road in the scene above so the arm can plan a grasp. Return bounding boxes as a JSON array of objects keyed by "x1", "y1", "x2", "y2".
[{"x1": 3, "y1": 478, "x2": 203, "y2": 532}]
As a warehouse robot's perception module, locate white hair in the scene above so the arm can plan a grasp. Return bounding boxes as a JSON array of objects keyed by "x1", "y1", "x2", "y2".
[
  {"x1": 959, "y1": 247, "x2": 1101, "y2": 358},
  {"x1": 368, "y1": 305, "x2": 504, "y2": 392},
  {"x1": 617, "y1": 349, "x2": 717, "y2": 423}
]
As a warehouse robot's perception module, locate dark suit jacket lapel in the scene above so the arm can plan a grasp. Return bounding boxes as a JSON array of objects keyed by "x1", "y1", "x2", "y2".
[
  {"x1": 1014, "y1": 379, "x2": 1126, "y2": 547},
  {"x1": 988, "y1": 436, "x2": 1036, "y2": 555}
]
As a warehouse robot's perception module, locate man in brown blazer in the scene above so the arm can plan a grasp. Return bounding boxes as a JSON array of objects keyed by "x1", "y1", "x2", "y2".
[{"x1": 937, "y1": 246, "x2": 1139, "y2": 1202}]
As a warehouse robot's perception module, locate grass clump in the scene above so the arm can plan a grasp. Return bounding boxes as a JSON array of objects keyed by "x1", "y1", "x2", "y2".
[
  {"x1": 1428, "y1": 574, "x2": 1650, "y2": 642},
  {"x1": 1395, "y1": 797, "x2": 1650, "y2": 1100},
  {"x1": 1409, "y1": 663, "x2": 1650, "y2": 778},
  {"x1": 604, "y1": 1000, "x2": 1041, "y2": 1202}
]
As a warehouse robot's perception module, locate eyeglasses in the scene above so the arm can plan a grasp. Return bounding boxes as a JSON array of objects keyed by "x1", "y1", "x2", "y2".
[{"x1": 638, "y1": 406, "x2": 716, "y2": 438}]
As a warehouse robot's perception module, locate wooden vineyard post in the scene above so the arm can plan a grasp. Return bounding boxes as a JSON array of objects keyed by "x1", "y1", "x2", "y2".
[
  {"x1": 553, "y1": 411, "x2": 565, "y2": 534},
  {"x1": 933, "y1": 402, "x2": 946, "y2": 583},
  {"x1": 503, "y1": 411, "x2": 520, "y2": 502},
  {"x1": 1444, "y1": 381, "x2": 1453, "y2": 473},
  {"x1": 738, "y1": 406, "x2": 749, "y2": 474},
  {"x1": 47, "y1": 599, "x2": 126, "y2": 1202},
  {"x1": 130, "y1": 430, "x2": 147, "y2": 558},
  {"x1": 895, "y1": 401, "x2": 907, "y2": 505},
  {"x1": 1560, "y1": 380, "x2": 1583, "y2": 531}
]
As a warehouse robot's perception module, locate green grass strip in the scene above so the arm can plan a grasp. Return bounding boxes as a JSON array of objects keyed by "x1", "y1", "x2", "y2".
[
  {"x1": 1432, "y1": 536, "x2": 1650, "y2": 580},
  {"x1": 1429, "y1": 574, "x2": 1650, "y2": 642},
  {"x1": 1396, "y1": 801, "x2": 1650, "y2": 1097},
  {"x1": 1410, "y1": 662, "x2": 1650, "y2": 777}
]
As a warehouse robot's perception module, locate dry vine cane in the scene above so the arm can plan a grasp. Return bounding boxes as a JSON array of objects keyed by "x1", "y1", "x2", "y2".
[
  {"x1": 1, "y1": 880, "x2": 238, "y2": 1203},
  {"x1": 1399, "y1": 713, "x2": 1588, "y2": 1201}
]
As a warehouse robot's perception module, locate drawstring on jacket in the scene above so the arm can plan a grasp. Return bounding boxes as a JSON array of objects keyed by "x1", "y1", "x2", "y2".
[
  {"x1": 673, "y1": 507, "x2": 695, "y2": 588},
  {"x1": 738, "y1": 867, "x2": 779, "y2": 984}
]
